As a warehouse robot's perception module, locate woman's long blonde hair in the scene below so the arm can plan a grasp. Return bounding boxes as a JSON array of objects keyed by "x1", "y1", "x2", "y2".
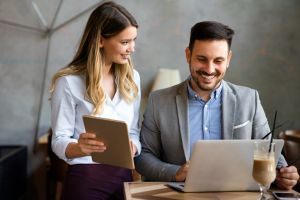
[{"x1": 50, "y1": 1, "x2": 138, "y2": 114}]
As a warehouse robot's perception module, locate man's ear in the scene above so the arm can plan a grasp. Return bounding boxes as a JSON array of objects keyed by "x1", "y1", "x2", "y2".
[
  {"x1": 227, "y1": 50, "x2": 232, "y2": 68},
  {"x1": 185, "y1": 47, "x2": 191, "y2": 64}
]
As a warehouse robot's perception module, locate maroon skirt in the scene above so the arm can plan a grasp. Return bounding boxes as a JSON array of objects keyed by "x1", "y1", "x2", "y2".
[{"x1": 62, "y1": 164, "x2": 132, "y2": 200}]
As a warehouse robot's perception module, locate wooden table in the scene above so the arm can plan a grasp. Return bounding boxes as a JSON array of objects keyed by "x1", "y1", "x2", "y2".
[{"x1": 124, "y1": 182, "x2": 267, "y2": 200}]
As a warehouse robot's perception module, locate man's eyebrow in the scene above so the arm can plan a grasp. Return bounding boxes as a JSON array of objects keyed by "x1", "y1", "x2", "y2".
[
  {"x1": 215, "y1": 57, "x2": 225, "y2": 60},
  {"x1": 196, "y1": 55, "x2": 206, "y2": 59}
]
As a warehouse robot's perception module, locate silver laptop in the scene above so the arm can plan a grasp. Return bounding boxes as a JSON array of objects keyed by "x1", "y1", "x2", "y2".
[{"x1": 167, "y1": 139, "x2": 284, "y2": 192}]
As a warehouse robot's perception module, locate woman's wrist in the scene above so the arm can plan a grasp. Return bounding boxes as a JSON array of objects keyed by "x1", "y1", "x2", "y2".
[{"x1": 65, "y1": 142, "x2": 87, "y2": 159}]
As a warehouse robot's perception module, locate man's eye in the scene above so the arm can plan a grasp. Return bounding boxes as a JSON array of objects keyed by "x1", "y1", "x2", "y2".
[{"x1": 121, "y1": 41, "x2": 129, "y2": 45}]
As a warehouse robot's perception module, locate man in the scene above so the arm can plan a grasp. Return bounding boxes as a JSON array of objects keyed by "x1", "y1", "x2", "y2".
[{"x1": 135, "y1": 21, "x2": 299, "y2": 190}]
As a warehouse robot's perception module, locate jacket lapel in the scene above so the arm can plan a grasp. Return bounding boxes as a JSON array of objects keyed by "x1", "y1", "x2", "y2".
[
  {"x1": 222, "y1": 81, "x2": 236, "y2": 139},
  {"x1": 176, "y1": 80, "x2": 190, "y2": 161}
]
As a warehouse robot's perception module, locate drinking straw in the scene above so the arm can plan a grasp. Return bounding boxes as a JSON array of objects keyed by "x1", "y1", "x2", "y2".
[
  {"x1": 268, "y1": 110, "x2": 277, "y2": 153},
  {"x1": 261, "y1": 121, "x2": 287, "y2": 139}
]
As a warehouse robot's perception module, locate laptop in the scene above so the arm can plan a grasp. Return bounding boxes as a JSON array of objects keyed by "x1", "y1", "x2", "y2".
[
  {"x1": 83, "y1": 115, "x2": 134, "y2": 169},
  {"x1": 167, "y1": 139, "x2": 284, "y2": 192}
]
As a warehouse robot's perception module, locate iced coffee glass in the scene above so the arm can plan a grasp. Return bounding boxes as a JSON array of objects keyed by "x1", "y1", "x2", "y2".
[{"x1": 252, "y1": 141, "x2": 276, "y2": 200}]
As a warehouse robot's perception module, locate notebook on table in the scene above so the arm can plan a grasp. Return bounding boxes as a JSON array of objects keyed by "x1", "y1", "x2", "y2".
[{"x1": 167, "y1": 139, "x2": 284, "y2": 192}]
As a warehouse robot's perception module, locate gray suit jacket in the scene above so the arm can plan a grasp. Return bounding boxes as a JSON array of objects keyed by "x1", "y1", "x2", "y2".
[{"x1": 135, "y1": 79, "x2": 285, "y2": 181}]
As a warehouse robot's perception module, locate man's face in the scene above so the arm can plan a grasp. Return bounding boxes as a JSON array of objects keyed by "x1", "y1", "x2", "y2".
[{"x1": 186, "y1": 39, "x2": 232, "y2": 94}]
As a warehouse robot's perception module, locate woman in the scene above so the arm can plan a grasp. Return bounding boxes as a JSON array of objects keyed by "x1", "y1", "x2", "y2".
[{"x1": 50, "y1": 1, "x2": 141, "y2": 199}]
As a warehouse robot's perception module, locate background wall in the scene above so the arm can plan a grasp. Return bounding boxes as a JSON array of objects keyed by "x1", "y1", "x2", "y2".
[{"x1": 0, "y1": 0, "x2": 300, "y2": 174}]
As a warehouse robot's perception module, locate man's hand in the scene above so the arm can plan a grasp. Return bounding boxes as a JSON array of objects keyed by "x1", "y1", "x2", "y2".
[
  {"x1": 275, "y1": 165, "x2": 299, "y2": 190},
  {"x1": 175, "y1": 161, "x2": 190, "y2": 182}
]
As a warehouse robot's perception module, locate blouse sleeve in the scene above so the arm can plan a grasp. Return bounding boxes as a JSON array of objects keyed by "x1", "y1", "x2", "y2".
[
  {"x1": 129, "y1": 70, "x2": 142, "y2": 156},
  {"x1": 51, "y1": 76, "x2": 78, "y2": 161}
]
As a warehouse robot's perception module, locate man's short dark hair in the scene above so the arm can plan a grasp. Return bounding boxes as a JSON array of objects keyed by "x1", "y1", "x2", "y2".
[{"x1": 188, "y1": 21, "x2": 235, "y2": 51}]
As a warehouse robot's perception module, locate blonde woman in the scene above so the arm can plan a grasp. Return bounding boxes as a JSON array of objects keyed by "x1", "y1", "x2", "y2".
[{"x1": 50, "y1": 1, "x2": 141, "y2": 199}]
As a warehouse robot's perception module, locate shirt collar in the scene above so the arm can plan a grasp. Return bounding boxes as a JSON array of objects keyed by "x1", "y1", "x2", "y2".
[{"x1": 187, "y1": 76, "x2": 223, "y2": 101}]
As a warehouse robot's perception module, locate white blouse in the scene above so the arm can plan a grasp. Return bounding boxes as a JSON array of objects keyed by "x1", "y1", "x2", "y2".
[{"x1": 51, "y1": 70, "x2": 141, "y2": 165}]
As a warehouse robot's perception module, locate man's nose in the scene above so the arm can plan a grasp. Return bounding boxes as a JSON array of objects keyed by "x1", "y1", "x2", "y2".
[{"x1": 204, "y1": 62, "x2": 215, "y2": 74}]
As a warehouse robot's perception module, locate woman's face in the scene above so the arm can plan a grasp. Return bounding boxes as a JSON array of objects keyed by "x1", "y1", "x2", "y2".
[{"x1": 101, "y1": 26, "x2": 137, "y2": 67}]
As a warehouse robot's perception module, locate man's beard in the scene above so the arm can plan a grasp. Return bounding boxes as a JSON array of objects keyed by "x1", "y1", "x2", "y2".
[{"x1": 190, "y1": 66, "x2": 223, "y2": 92}]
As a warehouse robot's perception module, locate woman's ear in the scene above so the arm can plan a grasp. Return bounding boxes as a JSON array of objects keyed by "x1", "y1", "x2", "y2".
[{"x1": 99, "y1": 36, "x2": 104, "y2": 48}]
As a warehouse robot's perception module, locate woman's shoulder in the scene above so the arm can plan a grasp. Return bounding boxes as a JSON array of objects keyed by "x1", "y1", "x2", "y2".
[
  {"x1": 55, "y1": 74, "x2": 85, "y2": 89},
  {"x1": 133, "y1": 69, "x2": 140, "y2": 83},
  {"x1": 54, "y1": 74, "x2": 86, "y2": 99},
  {"x1": 57, "y1": 74, "x2": 84, "y2": 83},
  {"x1": 133, "y1": 69, "x2": 140, "y2": 78}
]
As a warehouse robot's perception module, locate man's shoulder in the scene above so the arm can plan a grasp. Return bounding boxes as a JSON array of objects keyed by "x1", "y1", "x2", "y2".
[
  {"x1": 150, "y1": 81, "x2": 186, "y2": 99},
  {"x1": 224, "y1": 81, "x2": 257, "y2": 95}
]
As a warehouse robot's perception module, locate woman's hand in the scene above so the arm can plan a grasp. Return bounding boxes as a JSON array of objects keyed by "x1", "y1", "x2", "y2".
[
  {"x1": 130, "y1": 141, "x2": 137, "y2": 157},
  {"x1": 78, "y1": 132, "x2": 106, "y2": 156},
  {"x1": 66, "y1": 132, "x2": 106, "y2": 158}
]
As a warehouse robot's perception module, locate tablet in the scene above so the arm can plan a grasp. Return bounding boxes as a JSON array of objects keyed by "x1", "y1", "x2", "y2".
[{"x1": 82, "y1": 115, "x2": 134, "y2": 169}]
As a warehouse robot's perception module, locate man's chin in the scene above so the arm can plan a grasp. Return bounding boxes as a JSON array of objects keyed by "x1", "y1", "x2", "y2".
[{"x1": 197, "y1": 82, "x2": 218, "y2": 91}]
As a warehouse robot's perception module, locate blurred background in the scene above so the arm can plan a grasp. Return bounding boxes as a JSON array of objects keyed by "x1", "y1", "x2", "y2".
[{"x1": 0, "y1": 0, "x2": 299, "y2": 199}]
